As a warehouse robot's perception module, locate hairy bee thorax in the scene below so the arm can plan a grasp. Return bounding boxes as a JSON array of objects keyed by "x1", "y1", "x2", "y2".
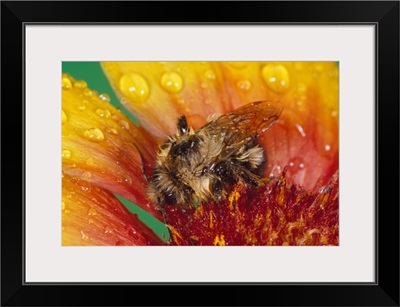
[
  {"x1": 147, "y1": 101, "x2": 282, "y2": 209},
  {"x1": 148, "y1": 117, "x2": 265, "y2": 208}
]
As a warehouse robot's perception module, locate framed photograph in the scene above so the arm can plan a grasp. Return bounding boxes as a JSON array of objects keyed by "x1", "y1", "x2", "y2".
[{"x1": 2, "y1": 1, "x2": 399, "y2": 306}]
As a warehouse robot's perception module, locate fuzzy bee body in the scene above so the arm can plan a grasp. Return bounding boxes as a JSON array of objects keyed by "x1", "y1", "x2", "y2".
[{"x1": 147, "y1": 101, "x2": 282, "y2": 208}]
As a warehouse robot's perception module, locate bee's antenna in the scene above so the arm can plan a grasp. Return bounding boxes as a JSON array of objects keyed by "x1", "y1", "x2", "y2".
[
  {"x1": 132, "y1": 142, "x2": 149, "y2": 183},
  {"x1": 177, "y1": 115, "x2": 188, "y2": 135}
]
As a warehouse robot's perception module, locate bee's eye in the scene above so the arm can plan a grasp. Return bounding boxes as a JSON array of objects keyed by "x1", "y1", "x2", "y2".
[{"x1": 163, "y1": 192, "x2": 176, "y2": 206}]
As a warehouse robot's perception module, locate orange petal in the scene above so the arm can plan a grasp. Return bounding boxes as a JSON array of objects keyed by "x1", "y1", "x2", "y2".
[
  {"x1": 101, "y1": 62, "x2": 245, "y2": 137},
  {"x1": 62, "y1": 174, "x2": 163, "y2": 245},
  {"x1": 62, "y1": 74, "x2": 161, "y2": 219}
]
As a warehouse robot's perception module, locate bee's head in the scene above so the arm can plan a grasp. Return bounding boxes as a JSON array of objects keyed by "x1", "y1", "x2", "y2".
[{"x1": 165, "y1": 115, "x2": 203, "y2": 159}]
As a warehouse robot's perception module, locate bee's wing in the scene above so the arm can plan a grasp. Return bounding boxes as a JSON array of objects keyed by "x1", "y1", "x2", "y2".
[
  {"x1": 200, "y1": 100, "x2": 283, "y2": 159},
  {"x1": 201, "y1": 100, "x2": 282, "y2": 139}
]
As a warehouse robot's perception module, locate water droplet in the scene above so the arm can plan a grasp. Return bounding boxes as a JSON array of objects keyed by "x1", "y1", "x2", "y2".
[
  {"x1": 314, "y1": 63, "x2": 324, "y2": 72},
  {"x1": 119, "y1": 73, "x2": 149, "y2": 103},
  {"x1": 96, "y1": 108, "x2": 111, "y2": 118},
  {"x1": 62, "y1": 110, "x2": 67, "y2": 124},
  {"x1": 74, "y1": 80, "x2": 87, "y2": 89},
  {"x1": 84, "y1": 128, "x2": 104, "y2": 142},
  {"x1": 104, "y1": 226, "x2": 113, "y2": 234},
  {"x1": 329, "y1": 69, "x2": 338, "y2": 78},
  {"x1": 108, "y1": 128, "x2": 118, "y2": 135},
  {"x1": 99, "y1": 93, "x2": 110, "y2": 102},
  {"x1": 88, "y1": 218, "x2": 95, "y2": 225},
  {"x1": 204, "y1": 69, "x2": 215, "y2": 80},
  {"x1": 330, "y1": 111, "x2": 337, "y2": 117},
  {"x1": 325, "y1": 144, "x2": 331, "y2": 151},
  {"x1": 62, "y1": 77, "x2": 72, "y2": 89},
  {"x1": 88, "y1": 208, "x2": 97, "y2": 216},
  {"x1": 62, "y1": 149, "x2": 72, "y2": 159},
  {"x1": 119, "y1": 120, "x2": 129, "y2": 130},
  {"x1": 295, "y1": 123, "x2": 306, "y2": 138},
  {"x1": 288, "y1": 157, "x2": 305, "y2": 174},
  {"x1": 83, "y1": 89, "x2": 93, "y2": 97},
  {"x1": 261, "y1": 64, "x2": 291, "y2": 93},
  {"x1": 124, "y1": 177, "x2": 132, "y2": 185},
  {"x1": 78, "y1": 105, "x2": 86, "y2": 111},
  {"x1": 82, "y1": 171, "x2": 92, "y2": 179},
  {"x1": 297, "y1": 83, "x2": 307, "y2": 93},
  {"x1": 271, "y1": 165, "x2": 282, "y2": 177},
  {"x1": 62, "y1": 201, "x2": 65, "y2": 211},
  {"x1": 236, "y1": 80, "x2": 251, "y2": 91},
  {"x1": 161, "y1": 72, "x2": 183, "y2": 94},
  {"x1": 86, "y1": 157, "x2": 95, "y2": 166},
  {"x1": 80, "y1": 231, "x2": 89, "y2": 240}
]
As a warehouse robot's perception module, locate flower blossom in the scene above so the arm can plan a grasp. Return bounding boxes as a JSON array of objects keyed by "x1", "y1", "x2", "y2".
[{"x1": 62, "y1": 62, "x2": 339, "y2": 246}]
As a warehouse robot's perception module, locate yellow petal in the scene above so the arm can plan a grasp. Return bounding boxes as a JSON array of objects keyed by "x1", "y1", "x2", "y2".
[{"x1": 62, "y1": 74, "x2": 161, "y2": 219}]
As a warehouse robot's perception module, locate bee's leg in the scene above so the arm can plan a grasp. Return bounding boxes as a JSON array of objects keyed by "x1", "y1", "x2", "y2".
[
  {"x1": 211, "y1": 178, "x2": 223, "y2": 200},
  {"x1": 156, "y1": 205, "x2": 174, "y2": 241}
]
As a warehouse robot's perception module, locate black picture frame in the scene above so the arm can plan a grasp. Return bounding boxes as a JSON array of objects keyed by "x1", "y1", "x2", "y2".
[{"x1": 1, "y1": 1, "x2": 399, "y2": 306}]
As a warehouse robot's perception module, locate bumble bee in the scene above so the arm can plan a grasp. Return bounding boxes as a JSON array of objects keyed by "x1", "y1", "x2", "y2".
[{"x1": 147, "y1": 101, "x2": 283, "y2": 208}]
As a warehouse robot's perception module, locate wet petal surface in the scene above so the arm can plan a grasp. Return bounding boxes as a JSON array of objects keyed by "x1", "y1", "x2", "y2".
[
  {"x1": 62, "y1": 174, "x2": 163, "y2": 246},
  {"x1": 62, "y1": 74, "x2": 161, "y2": 219}
]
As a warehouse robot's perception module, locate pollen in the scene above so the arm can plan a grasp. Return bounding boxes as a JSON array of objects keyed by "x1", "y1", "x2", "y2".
[
  {"x1": 167, "y1": 225, "x2": 184, "y2": 245},
  {"x1": 209, "y1": 210, "x2": 216, "y2": 229},
  {"x1": 228, "y1": 185, "x2": 241, "y2": 212},
  {"x1": 213, "y1": 234, "x2": 226, "y2": 246},
  {"x1": 275, "y1": 176, "x2": 286, "y2": 206}
]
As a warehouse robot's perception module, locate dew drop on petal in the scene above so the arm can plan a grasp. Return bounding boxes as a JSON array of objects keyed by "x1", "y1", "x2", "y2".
[
  {"x1": 62, "y1": 110, "x2": 67, "y2": 124},
  {"x1": 236, "y1": 79, "x2": 252, "y2": 91},
  {"x1": 119, "y1": 73, "x2": 150, "y2": 103},
  {"x1": 261, "y1": 64, "x2": 291, "y2": 93},
  {"x1": 96, "y1": 108, "x2": 111, "y2": 118},
  {"x1": 88, "y1": 208, "x2": 97, "y2": 216},
  {"x1": 83, "y1": 89, "x2": 93, "y2": 97},
  {"x1": 108, "y1": 128, "x2": 118, "y2": 135},
  {"x1": 82, "y1": 171, "x2": 92, "y2": 179},
  {"x1": 161, "y1": 72, "x2": 183, "y2": 93},
  {"x1": 119, "y1": 120, "x2": 129, "y2": 130},
  {"x1": 325, "y1": 144, "x2": 331, "y2": 151},
  {"x1": 62, "y1": 76, "x2": 72, "y2": 89},
  {"x1": 288, "y1": 157, "x2": 305, "y2": 173},
  {"x1": 204, "y1": 69, "x2": 216, "y2": 80},
  {"x1": 99, "y1": 93, "x2": 110, "y2": 102},
  {"x1": 74, "y1": 80, "x2": 87, "y2": 89},
  {"x1": 104, "y1": 226, "x2": 113, "y2": 234},
  {"x1": 88, "y1": 218, "x2": 95, "y2": 225},
  {"x1": 80, "y1": 231, "x2": 90, "y2": 241},
  {"x1": 78, "y1": 105, "x2": 86, "y2": 111},
  {"x1": 86, "y1": 157, "x2": 95, "y2": 166},
  {"x1": 84, "y1": 128, "x2": 105, "y2": 142},
  {"x1": 295, "y1": 123, "x2": 306, "y2": 138},
  {"x1": 62, "y1": 149, "x2": 72, "y2": 159}
]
